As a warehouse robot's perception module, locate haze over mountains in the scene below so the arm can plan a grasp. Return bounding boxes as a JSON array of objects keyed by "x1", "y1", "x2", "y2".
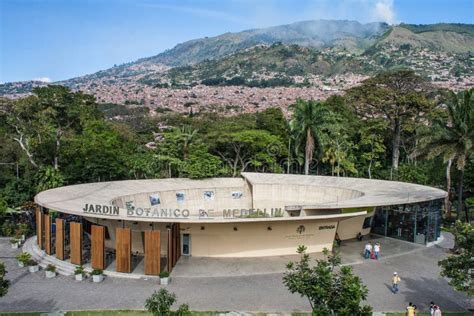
[{"x1": 1, "y1": 20, "x2": 473, "y2": 115}]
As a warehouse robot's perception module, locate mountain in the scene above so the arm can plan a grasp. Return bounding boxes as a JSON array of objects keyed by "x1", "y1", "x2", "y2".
[
  {"x1": 1, "y1": 21, "x2": 473, "y2": 114},
  {"x1": 136, "y1": 24, "x2": 474, "y2": 88},
  {"x1": 139, "y1": 20, "x2": 389, "y2": 67},
  {"x1": 376, "y1": 23, "x2": 474, "y2": 54}
]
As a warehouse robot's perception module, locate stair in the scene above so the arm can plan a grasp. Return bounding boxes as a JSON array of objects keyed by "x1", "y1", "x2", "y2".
[
  {"x1": 22, "y1": 236, "x2": 159, "y2": 280},
  {"x1": 22, "y1": 237, "x2": 75, "y2": 276}
]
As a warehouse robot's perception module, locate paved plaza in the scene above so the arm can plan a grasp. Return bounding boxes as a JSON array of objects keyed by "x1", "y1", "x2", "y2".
[{"x1": 0, "y1": 233, "x2": 472, "y2": 313}]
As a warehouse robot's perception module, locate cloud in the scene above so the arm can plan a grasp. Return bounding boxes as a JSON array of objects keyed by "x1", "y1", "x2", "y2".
[
  {"x1": 33, "y1": 77, "x2": 52, "y2": 83},
  {"x1": 373, "y1": 0, "x2": 396, "y2": 24}
]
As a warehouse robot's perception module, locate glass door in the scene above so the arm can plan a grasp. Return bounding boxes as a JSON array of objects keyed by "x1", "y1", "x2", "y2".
[{"x1": 182, "y1": 233, "x2": 190, "y2": 256}]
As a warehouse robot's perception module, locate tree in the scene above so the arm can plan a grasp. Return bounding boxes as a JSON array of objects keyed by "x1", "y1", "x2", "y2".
[
  {"x1": 283, "y1": 246, "x2": 372, "y2": 315},
  {"x1": 180, "y1": 144, "x2": 228, "y2": 179},
  {"x1": 358, "y1": 120, "x2": 387, "y2": 179},
  {"x1": 145, "y1": 288, "x2": 176, "y2": 315},
  {"x1": 346, "y1": 70, "x2": 430, "y2": 176},
  {"x1": 320, "y1": 118, "x2": 357, "y2": 177},
  {"x1": 0, "y1": 261, "x2": 10, "y2": 297},
  {"x1": 173, "y1": 125, "x2": 199, "y2": 160},
  {"x1": 212, "y1": 129, "x2": 285, "y2": 176},
  {"x1": 290, "y1": 99, "x2": 331, "y2": 175},
  {"x1": 414, "y1": 88, "x2": 474, "y2": 217},
  {"x1": 439, "y1": 221, "x2": 474, "y2": 296},
  {"x1": 35, "y1": 165, "x2": 65, "y2": 192},
  {"x1": 256, "y1": 107, "x2": 289, "y2": 141},
  {"x1": 0, "y1": 86, "x2": 100, "y2": 170}
]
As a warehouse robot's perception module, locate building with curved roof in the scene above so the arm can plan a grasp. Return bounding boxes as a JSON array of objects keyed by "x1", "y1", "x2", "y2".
[{"x1": 33, "y1": 173, "x2": 446, "y2": 275}]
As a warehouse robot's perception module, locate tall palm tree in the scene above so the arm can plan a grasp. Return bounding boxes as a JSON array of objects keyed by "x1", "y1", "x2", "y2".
[
  {"x1": 290, "y1": 99, "x2": 330, "y2": 175},
  {"x1": 416, "y1": 88, "x2": 474, "y2": 218}
]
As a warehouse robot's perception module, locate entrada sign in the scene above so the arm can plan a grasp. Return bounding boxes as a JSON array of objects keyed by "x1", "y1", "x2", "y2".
[
  {"x1": 319, "y1": 225, "x2": 336, "y2": 230},
  {"x1": 83, "y1": 204, "x2": 119, "y2": 216}
]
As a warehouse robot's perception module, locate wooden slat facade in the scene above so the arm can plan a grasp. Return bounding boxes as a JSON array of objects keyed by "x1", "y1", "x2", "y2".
[
  {"x1": 116, "y1": 227, "x2": 131, "y2": 273},
  {"x1": 91, "y1": 225, "x2": 105, "y2": 270},
  {"x1": 36, "y1": 208, "x2": 43, "y2": 249},
  {"x1": 44, "y1": 214, "x2": 52, "y2": 255},
  {"x1": 55, "y1": 218, "x2": 65, "y2": 260},
  {"x1": 167, "y1": 223, "x2": 181, "y2": 273},
  {"x1": 167, "y1": 228, "x2": 172, "y2": 272},
  {"x1": 144, "y1": 230, "x2": 161, "y2": 275},
  {"x1": 70, "y1": 222, "x2": 83, "y2": 265}
]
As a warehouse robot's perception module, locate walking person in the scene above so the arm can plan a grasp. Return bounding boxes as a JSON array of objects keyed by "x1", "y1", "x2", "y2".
[
  {"x1": 391, "y1": 272, "x2": 401, "y2": 293},
  {"x1": 374, "y1": 242, "x2": 381, "y2": 259},
  {"x1": 429, "y1": 302, "x2": 435, "y2": 316},
  {"x1": 406, "y1": 302, "x2": 415, "y2": 316},
  {"x1": 364, "y1": 242, "x2": 372, "y2": 259},
  {"x1": 433, "y1": 305, "x2": 442, "y2": 316}
]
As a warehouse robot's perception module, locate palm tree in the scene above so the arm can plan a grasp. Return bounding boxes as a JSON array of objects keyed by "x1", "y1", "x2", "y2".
[
  {"x1": 174, "y1": 126, "x2": 199, "y2": 160},
  {"x1": 290, "y1": 99, "x2": 330, "y2": 175},
  {"x1": 415, "y1": 88, "x2": 474, "y2": 218}
]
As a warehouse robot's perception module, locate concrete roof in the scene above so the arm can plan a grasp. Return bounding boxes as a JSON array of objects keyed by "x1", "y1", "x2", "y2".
[
  {"x1": 241, "y1": 172, "x2": 447, "y2": 209},
  {"x1": 35, "y1": 173, "x2": 446, "y2": 223}
]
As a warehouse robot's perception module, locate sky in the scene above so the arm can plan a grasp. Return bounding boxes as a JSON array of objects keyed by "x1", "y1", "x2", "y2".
[{"x1": 1, "y1": 0, "x2": 473, "y2": 83}]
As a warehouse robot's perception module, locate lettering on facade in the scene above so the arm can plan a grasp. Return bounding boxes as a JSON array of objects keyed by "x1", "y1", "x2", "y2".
[
  {"x1": 126, "y1": 207, "x2": 190, "y2": 218},
  {"x1": 296, "y1": 225, "x2": 306, "y2": 234},
  {"x1": 319, "y1": 225, "x2": 336, "y2": 230},
  {"x1": 222, "y1": 208, "x2": 283, "y2": 218},
  {"x1": 82, "y1": 204, "x2": 119, "y2": 216}
]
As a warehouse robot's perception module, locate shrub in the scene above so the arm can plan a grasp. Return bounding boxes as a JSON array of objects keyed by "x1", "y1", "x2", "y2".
[
  {"x1": 91, "y1": 269, "x2": 103, "y2": 275},
  {"x1": 159, "y1": 270, "x2": 170, "y2": 278},
  {"x1": 145, "y1": 288, "x2": 176, "y2": 315},
  {"x1": 15, "y1": 223, "x2": 29, "y2": 238},
  {"x1": 28, "y1": 259, "x2": 37, "y2": 266},
  {"x1": 74, "y1": 265, "x2": 85, "y2": 275},
  {"x1": 176, "y1": 303, "x2": 191, "y2": 315},
  {"x1": 45, "y1": 264, "x2": 56, "y2": 272},
  {"x1": 9, "y1": 238, "x2": 19, "y2": 245},
  {"x1": 1, "y1": 220, "x2": 16, "y2": 237},
  {"x1": 16, "y1": 252, "x2": 31, "y2": 264},
  {"x1": 0, "y1": 262, "x2": 9, "y2": 297}
]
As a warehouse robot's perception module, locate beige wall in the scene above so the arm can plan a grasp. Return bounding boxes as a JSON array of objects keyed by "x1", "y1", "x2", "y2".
[
  {"x1": 112, "y1": 184, "x2": 252, "y2": 217},
  {"x1": 182, "y1": 219, "x2": 338, "y2": 257},
  {"x1": 86, "y1": 215, "x2": 369, "y2": 258},
  {"x1": 336, "y1": 209, "x2": 374, "y2": 240}
]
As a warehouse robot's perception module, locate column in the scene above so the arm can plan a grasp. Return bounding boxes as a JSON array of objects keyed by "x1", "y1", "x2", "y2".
[
  {"x1": 91, "y1": 225, "x2": 105, "y2": 270},
  {"x1": 144, "y1": 230, "x2": 161, "y2": 275},
  {"x1": 116, "y1": 227, "x2": 131, "y2": 273},
  {"x1": 70, "y1": 222, "x2": 83, "y2": 265},
  {"x1": 44, "y1": 214, "x2": 52, "y2": 255},
  {"x1": 55, "y1": 218, "x2": 65, "y2": 260}
]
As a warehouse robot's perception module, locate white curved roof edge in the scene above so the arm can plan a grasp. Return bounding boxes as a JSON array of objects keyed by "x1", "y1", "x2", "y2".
[
  {"x1": 241, "y1": 172, "x2": 447, "y2": 208},
  {"x1": 35, "y1": 173, "x2": 446, "y2": 223}
]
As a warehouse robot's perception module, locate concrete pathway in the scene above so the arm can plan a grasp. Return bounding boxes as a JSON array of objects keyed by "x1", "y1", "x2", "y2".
[
  {"x1": 0, "y1": 234, "x2": 472, "y2": 313},
  {"x1": 172, "y1": 234, "x2": 424, "y2": 277}
]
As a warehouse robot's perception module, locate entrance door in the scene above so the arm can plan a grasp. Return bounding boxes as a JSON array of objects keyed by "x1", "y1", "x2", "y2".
[{"x1": 182, "y1": 233, "x2": 190, "y2": 256}]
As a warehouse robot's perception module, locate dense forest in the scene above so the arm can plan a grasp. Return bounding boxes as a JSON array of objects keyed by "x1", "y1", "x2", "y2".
[{"x1": 0, "y1": 70, "x2": 473, "y2": 218}]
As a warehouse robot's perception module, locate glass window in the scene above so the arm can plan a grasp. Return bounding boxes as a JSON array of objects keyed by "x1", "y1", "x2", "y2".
[
  {"x1": 362, "y1": 217, "x2": 372, "y2": 229},
  {"x1": 203, "y1": 191, "x2": 214, "y2": 201},
  {"x1": 232, "y1": 191, "x2": 242, "y2": 199},
  {"x1": 149, "y1": 194, "x2": 160, "y2": 206},
  {"x1": 176, "y1": 192, "x2": 185, "y2": 203}
]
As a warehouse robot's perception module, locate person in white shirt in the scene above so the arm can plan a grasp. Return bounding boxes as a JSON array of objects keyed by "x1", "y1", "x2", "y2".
[
  {"x1": 364, "y1": 242, "x2": 372, "y2": 259},
  {"x1": 374, "y1": 242, "x2": 381, "y2": 259}
]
